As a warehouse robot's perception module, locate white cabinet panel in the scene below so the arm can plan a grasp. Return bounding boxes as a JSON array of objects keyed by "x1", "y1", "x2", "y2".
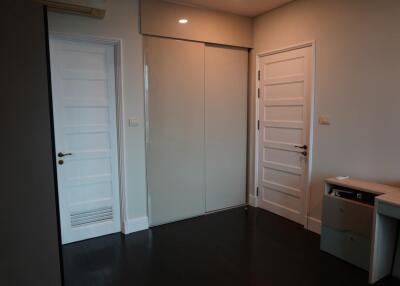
[
  {"x1": 146, "y1": 38, "x2": 248, "y2": 222},
  {"x1": 205, "y1": 45, "x2": 248, "y2": 212},
  {"x1": 146, "y1": 36, "x2": 206, "y2": 226}
]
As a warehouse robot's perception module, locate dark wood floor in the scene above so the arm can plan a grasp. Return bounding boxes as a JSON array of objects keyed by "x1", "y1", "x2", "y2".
[{"x1": 62, "y1": 207, "x2": 398, "y2": 286}]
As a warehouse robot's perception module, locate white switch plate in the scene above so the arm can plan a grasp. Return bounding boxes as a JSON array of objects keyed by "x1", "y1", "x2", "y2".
[
  {"x1": 128, "y1": 117, "x2": 139, "y2": 127},
  {"x1": 318, "y1": 116, "x2": 330, "y2": 125}
]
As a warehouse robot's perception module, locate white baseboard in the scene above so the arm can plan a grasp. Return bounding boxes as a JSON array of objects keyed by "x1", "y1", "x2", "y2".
[
  {"x1": 248, "y1": 194, "x2": 258, "y2": 207},
  {"x1": 122, "y1": 216, "x2": 149, "y2": 235},
  {"x1": 306, "y1": 217, "x2": 321, "y2": 235}
]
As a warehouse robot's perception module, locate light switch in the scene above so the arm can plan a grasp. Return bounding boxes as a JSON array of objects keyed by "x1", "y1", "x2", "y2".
[
  {"x1": 128, "y1": 117, "x2": 139, "y2": 127},
  {"x1": 318, "y1": 116, "x2": 330, "y2": 125}
]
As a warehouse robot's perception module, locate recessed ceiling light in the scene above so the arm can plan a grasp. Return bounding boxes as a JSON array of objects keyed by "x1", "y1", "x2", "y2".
[{"x1": 178, "y1": 18, "x2": 188, "y2": 24}]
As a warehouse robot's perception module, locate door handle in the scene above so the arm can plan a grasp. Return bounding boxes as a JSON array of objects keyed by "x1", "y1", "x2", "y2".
[
  {"x1": 58, "y1": 152, "x2": 72, "y2": 158},
  {"x1": 294, "y1": 144, "x2": 307, "y2": 150}
]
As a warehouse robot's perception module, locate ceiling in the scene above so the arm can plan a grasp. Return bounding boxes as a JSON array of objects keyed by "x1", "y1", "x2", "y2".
[{"x1": 166, "y1": 0, "x2": 295, "y2": 17}]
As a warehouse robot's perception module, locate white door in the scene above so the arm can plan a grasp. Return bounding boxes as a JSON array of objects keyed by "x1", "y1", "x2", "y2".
[
  {"x1": 49, "y1": 38, "x2": 121, "y2": 244},
  {"x1": 258, "y1": 46, "x2": 312, "y2": 225}
]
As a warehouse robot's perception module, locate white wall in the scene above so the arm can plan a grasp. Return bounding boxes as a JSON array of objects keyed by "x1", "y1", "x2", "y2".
[
  {"x1": 48, "y1": 0, "x2": 148, "y2": 221},
  {"x1": 249, "y1": 0, "x2": 400, "y2": 223}
]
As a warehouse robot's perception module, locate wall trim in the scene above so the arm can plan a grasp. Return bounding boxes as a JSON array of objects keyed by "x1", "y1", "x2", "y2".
[
  {"x1": 306, "y1": 216, "x2": 321, "y2": 235},
  {"x1": 257, "y1": 41, "x2": 315, "y2": 57},
  {"x1": 123, "y1": 216, "x2": 149, "y2": 235},
  {"x1": 49, "y1": 31, "x2": 123, "y2": 46},
  {"x1": 248, "y1": 195, "x2": 258, "y2": 207},
  {"x1": 49, "y1": 32, "x2": 129, "y2": 233},
  {"x1": 255, "y1": 41, "x2": 316, "y2": 227}
]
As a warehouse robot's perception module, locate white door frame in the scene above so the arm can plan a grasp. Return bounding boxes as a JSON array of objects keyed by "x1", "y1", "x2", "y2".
[
  {"x1": 49, "y1": 32, "x2": 129, "y2": 234},
  {"x1": 254, "y1": 41, "x2": 316, "y2": 230}
]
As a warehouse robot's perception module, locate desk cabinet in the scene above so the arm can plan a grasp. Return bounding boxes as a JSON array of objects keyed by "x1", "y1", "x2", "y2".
[
  {"x1": 321, "y1": 187, "x2": 374, "y2": 270},
  {"x1": 321, "y1": 177, "x2": 400, "y2": 281}
]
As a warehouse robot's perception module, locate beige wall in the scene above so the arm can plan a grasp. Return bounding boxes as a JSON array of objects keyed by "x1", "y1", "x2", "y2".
[
  {"x1": 141, "y1": 0, "x2": 253, "y2": 48},
  {"x1": 47, "y1": 0, "x2": 253, "y2": 226},
  {"x1": 48, "y1": 0, "x2": 400, "y2": 226},
  {"x1": 48, "y1": 0, "x2": 148, "y2": 221},
  {"x1": 249, "y1": 0, "x2": 400, "y2": 221}
]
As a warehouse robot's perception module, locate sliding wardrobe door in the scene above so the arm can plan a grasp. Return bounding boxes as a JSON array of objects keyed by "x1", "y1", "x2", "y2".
[
  {"x1": 205, "y1": 45, "x2": 248, "y2": 212},
  {"x1": 146, "y1": 36, "x2": 205, "y2": 226}
]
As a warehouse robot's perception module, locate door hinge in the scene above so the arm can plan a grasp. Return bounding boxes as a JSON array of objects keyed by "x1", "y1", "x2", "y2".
[
  {"x1": 256, "y1": 187, "x2": 259, "y2": 196},
  {"x1": 257, "y1": 120, "x2": 260, "y2": 130},
  {"x1": 257, "y1": 87, "x2": 260, "y2": 98},
  {"x1": 258, "y1": 70, "x2": 261, "y2": 81}
]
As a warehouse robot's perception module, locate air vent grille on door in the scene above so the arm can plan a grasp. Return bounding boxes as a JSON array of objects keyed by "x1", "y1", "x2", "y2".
[{"x1": 70, "y1": 206, "x2": 113, "y2": 228}]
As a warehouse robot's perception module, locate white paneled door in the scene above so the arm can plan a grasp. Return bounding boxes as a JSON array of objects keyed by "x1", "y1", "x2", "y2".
[
  {"x1": 258, "y1": 46, "x2": 312, "y2": 225},
  {"x1": 50, "y1": 38, "x2": 121, "y2": 244}
]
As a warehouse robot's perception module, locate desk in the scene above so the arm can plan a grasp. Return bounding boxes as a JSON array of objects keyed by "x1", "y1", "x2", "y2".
[
  {"x1": 323, "y1": 178, "x2": 400, "y2": 284},
  {"x1": 369, "y1": 192, "x2": 400, "y2": 283}
]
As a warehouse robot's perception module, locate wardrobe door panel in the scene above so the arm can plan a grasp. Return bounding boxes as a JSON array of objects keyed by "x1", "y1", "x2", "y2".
[
  {"x1": 205, "y1": 45, "x2": 248, "y2": 212},
  {"x1": 146, "y1": 36, "x2": 205, "y2": 226}
]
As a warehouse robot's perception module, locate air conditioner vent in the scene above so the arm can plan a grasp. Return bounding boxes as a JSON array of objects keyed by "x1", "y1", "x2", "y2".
[{"x1": 70, "y1": 206, "x2": 113, "y2": 228}]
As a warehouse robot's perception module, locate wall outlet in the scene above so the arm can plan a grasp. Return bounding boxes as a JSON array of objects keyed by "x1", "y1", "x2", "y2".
[
  {"x1": 318, "y1": 116, "x2": 330, "y2": 125},
  {"x1": 128, "y1": 117, "x2": 139, "y2": 127}
]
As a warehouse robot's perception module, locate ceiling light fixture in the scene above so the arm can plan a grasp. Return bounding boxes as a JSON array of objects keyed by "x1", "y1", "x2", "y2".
[{"x1": 178, "y1": 18, "x2": 188, "y2": 24}]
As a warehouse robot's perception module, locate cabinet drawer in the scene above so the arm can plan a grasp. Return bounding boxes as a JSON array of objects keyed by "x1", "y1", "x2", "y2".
[
  {"x1": 322, "y1": 194, "x2": 373, "y2": 237},
  {"x1": 321, "y1": 226, "x2": 371, "y2": 271}
]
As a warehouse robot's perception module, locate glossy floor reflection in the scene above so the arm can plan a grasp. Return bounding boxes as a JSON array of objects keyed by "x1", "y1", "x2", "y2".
[{"x1": 62, "y1": 207, "x2": 398, "y2": 286}]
